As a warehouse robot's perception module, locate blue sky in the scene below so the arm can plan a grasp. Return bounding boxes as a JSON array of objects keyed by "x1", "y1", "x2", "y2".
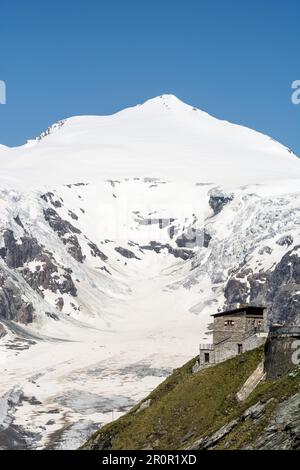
[{"x1": 0, "y1": 0, "x2": 299, "y2": 154}]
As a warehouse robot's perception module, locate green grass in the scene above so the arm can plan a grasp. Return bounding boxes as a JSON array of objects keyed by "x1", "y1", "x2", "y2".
[
  {"x1": 215, "y1": 367, "x2": 300, "y2": 449},
  {"x1": 83, "y1": 348, "x2": 300, "y2": 450},
  {"x1": 83, "y1": 347, "x2": 269, "y2": 449}
]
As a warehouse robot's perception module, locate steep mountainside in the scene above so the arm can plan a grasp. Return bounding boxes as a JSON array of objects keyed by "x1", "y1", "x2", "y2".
[
  {"x1": 83, "y1": 347, "x2": 300, "y2": 450},
  {"x1": 1, "y1": 95, "x2": 300, "y2": 449}
]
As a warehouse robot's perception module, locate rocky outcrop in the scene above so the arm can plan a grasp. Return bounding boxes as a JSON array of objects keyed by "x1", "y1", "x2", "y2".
[
  {"x1": 0, "y1": 323, "x2": 6, "y2": 338},
  {"x1": 88, "y1": 241, "x2": 108, "y2": 262},
  {"x1": 21, "y1": 252, "x2": 77, "y2": 298},
  {"x1": 43, "y1": 208, "x2": 85, "y2": 263},
  {"x1": 209, "y1": 190, "x2": 234, "y2": 215},
  {"x1": 65, "y1": 235, "x2": 85, "y2": 263},
  {"x1": 224, "y1": 246, "x2": 300, "y2": 325},
  {"x1": 0, "y1": 228, "x2": 77, "y2": 305},
  {"x1": 41, "y1": 192, "x2": 63, "y2": 208},
  {"x1": 224, "y1": 278, "x2": 249, "y2": 306},
  {"x1": 115, "y1": 247, "x2": 141, "y2": 260},
  {"x1": 189, "y1": 401, "x2": 269, "y2": 450},
  {"x1": 0, "y1": 230, "x2": 42, "y2": 269},
  {"x1": 176, "y1": 228, "x2": 211, "y2": 249},
  {"x1": 189, "y1": 418, "x2": 240, "y2": 450},
  {"x1": 43, "y1": 208, "x2": 81, "y2": 237},
  {"x1": 68, "y1": 210, "x2": 78, "y2": 220},
  {"x1": 141, "y1": 241, "x2": 194, "y2": 261},
  {"x1": 0, "y1": 275, "x2": 34, "y2": 324},
  {"x1": 246, "y1": 393, "x2": 300, "y2": 450},
  {"x1": 276, "y1": 235, "x2": 293, "y2": 247}
]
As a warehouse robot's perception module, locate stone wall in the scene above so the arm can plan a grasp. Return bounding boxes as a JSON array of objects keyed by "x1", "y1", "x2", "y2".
[
  {"x1": 213, "y1": 315, "x2": 247, "y2": 344},
  {"x1": 214, "y1": 334, "x2": 266, "y2": 364},
  {"x1": 243, "y1": 332, "x2": 267, "y2": 351},
  {"x1": 213, "y1": 314, "x2": 263, "y2": 345},
  {"x1": 199, "y1": 348, "x2": 215, "y2": 367},
  {"x1": 264, "y1": 328, "x2": 300, "y2": 380},
  {"x1": 214, "y1": 341, "x2": 241, "y2": 363}
]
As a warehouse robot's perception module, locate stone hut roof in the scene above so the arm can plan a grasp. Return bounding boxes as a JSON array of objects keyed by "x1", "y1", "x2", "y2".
[{"x1": 212, "y1": 305, "x2": 265, "y2": 318}]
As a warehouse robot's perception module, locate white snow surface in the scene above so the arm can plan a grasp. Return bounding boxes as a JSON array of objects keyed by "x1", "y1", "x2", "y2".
[
  {"x1": 0, "y1": 94, "x2": 299, "y2": 188},
  {"x1": 1, "y1": 94, "x2": 300, "y2": 449}
]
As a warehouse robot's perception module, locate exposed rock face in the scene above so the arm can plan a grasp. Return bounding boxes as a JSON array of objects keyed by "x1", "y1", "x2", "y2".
[
  {"x1": 189, "y1": 401, "x2": 269, "y2": 450},
  {"x1": 56, "y1": 297, "x2": 64, "y2": 312},
  {"x1": 189, "y1": 419, "x2": 240, "y2": 450},
  {"x1": 41, "y1": 192, "x2": 63, "y2": 208},
  {"x1": 202, "y1": 229, "x2": 212, "y2": 248},
  {"x1": 88, "y1": 242, "x2": 108, "y2": 262},
  {"x1": 65, "y1": 235, "x2": 85, "y2": 263},
  {"x1": 224, "y1": 246, "x2": 300, "y2": 325},
  {"x1": 0, "y1": 274, "x2": 34, "y2": 324},
  {"x1": 13, "y1": 215, "x2": 24, "y2": 229},
  {"x1": 258, "y1": 246, "x2": 272, "y2": 255},
  {"x1": 68, "y1": 210, "x2": 78, "y2": 220},
  {"x1": 224, "y1": 278, "x2": 249, "y2": 306},
  {"x1": 0, "y1": 228, "x2": 77, "y2": 305},
  {"x1": 134, "y1": 399, "x2": 152, "y2": 414},
  {"x1": 276, "y1": 235, "x2": 293, "y2": 247},
  {"x1": 43, "y1": 208, "x2": 80, "y2": 237},
  {"x1": 115, "y1": 247, "x2": 141, "y2": 260},
  {"x1": 0, "y1": 323, "x2": 7, "y2": 338},
  {"x1": 0, "y1": 230, "x2": 42, "y2": 269},
  {"x1": 0, "y1": 219, "x2": 79, "y2": 324},
  {"x1": 141, "y1": 241, "x2": 194, "y2": 261},
  {"x1": 84, "y1": 434, "x2": 113, "y2": 450},
  {"x1": 209, "y1": 190, "x2": 234, "y2": 215},
  {"x1": 268, "y1": 248, "x2": 300, "y2": 324},
  {"x1": 247, "y1": 393, "x2": 300, "y2": 450},
  {"x1": 21, "y1": 253, "x2": 77, "y2": 297},
  {"x1": 175, "y1": 228, "x2": 211, "y2": 249},
  {"x1": 43, "y1": 208, "x2": 85, "y2": 263}
]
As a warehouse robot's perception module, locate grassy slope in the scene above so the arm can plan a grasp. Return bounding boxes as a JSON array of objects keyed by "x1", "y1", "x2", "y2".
[{"x1": 83, "y1": 347, "x2": 300, "y2": 450}]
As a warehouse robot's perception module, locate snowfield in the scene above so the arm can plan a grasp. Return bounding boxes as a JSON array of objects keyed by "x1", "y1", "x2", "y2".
[
  {"x1": 0, "y1": 94, "x2": 300, "y2": 449},
  {"x1": 1, "y1": 94, "x2": 300, "y2": 188}
]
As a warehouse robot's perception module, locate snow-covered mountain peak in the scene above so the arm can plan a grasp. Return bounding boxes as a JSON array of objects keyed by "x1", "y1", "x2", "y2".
[
  {"x1": 0, "y1": 94, "x2": 299, "y2": 189},
  {"x1": 135, "y1": 94, "x2": 213, "y2": 120},
  {"x1": 139, "y1": 93, "x2": 195, "y2": 110}
]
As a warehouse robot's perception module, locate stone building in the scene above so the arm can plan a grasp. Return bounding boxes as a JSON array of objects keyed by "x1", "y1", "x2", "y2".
[{"x1": 196, "y1": 305, "x2": 268, "y2": 369}]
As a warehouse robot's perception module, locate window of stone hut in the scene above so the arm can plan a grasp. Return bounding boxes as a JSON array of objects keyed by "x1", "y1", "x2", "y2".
[{"x1": 225, "y1": 320, "x2": 235, "y2": 326}]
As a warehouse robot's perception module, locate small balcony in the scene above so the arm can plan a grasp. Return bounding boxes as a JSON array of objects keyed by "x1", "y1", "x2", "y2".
[{"x1": 199, "y1": 343, "x2": 214, "y2": 351}]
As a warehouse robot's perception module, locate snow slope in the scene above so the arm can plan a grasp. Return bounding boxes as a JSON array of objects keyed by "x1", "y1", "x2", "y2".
[
  {"x1": 1, "y1": 95, "x2": 300, "y2": 449},
  {"x1": 0, "y1": 94, "x2": 299, "y2": 188}
]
